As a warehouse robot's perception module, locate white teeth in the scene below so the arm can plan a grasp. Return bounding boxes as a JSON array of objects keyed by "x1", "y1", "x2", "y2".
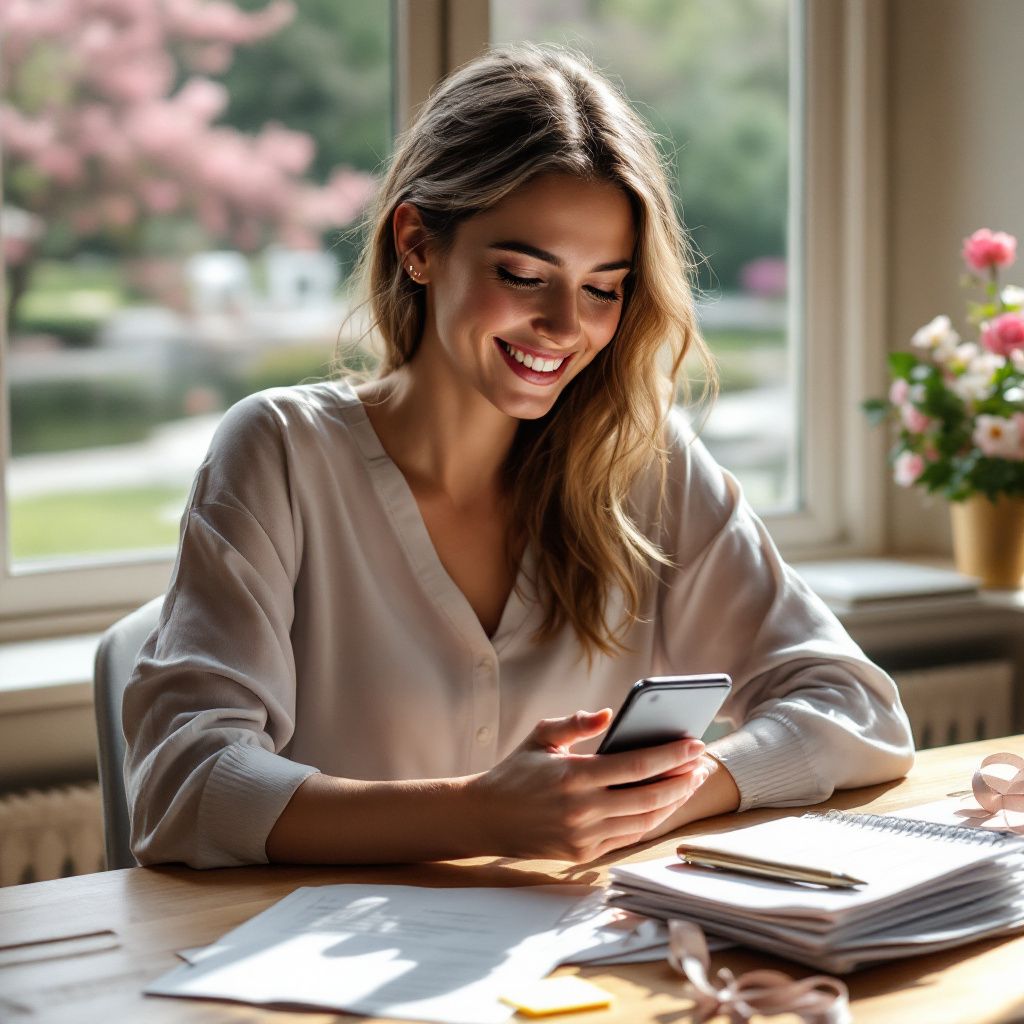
[{"x1": 502, "y1": 341, "x2": 565, "y2": 373}]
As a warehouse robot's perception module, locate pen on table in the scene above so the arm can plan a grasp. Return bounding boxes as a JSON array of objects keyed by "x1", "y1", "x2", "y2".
[{"x1": 676, "y1": 844, "x2": 867, "y2": 889}]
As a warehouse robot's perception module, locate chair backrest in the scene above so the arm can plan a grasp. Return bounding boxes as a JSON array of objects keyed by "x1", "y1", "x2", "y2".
[{"x1": 93, "y1": 595, "x2": 164, "y2": 870}]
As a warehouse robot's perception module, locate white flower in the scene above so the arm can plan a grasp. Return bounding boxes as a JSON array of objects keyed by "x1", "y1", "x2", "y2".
[
  {"x1": 953, "y1": 352, "x2": 1004, "y2": 403},
  {"x1": 970, "y1": 351, "x2": 1006, "y2": 376},
  {"x1": 911, "y1": 315, "x2": 961, "y2": 361},
  {"x1": 908, "y1": 383, "x2": 927, "y2": 404},
  {"x1": 1002, "y1": 284, "x2": 1024, "y2": 308},
  {"x1": 1013, "y1": 348, "x2": 1024, "y2": 373},
  {"x1": 973, "y1": 414, "x2": 1023, "y2": 460},
  {"x1": 948, "y1": 342, "x2": 979, "y2": 374}
]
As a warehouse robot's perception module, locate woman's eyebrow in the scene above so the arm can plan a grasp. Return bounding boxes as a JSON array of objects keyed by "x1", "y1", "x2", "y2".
[{"x1": 488, "y1": 240, "x2": 631, "y2": 273}]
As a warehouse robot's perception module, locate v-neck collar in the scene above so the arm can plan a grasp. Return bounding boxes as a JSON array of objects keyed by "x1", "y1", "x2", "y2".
[{"x1": 333, "y1": 381, "x2": 534, "y2": 654}]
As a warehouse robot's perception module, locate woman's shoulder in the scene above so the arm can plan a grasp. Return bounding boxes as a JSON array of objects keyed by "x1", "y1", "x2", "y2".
[
  {"x1": 194, "y1": 380, "x2": 363, "y2": 501},
  {"x1": 216, "y1": 379, "x2": 359, "y2": 437}
]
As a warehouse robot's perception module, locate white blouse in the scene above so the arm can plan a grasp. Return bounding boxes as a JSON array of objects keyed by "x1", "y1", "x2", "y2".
[{"x1": 123, "y1": 381, "x2": 914, "y2": 867}]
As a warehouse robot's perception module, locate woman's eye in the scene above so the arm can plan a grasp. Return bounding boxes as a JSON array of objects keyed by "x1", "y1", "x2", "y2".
[
  {"x1": 586, "y1": 285, "x2": 621, "y2": 304},
  {"x1": 496, "y1": 266, "x2": 542, "y2": 289},
  {"x1": 495, "y1": 266, "x2": 621, "y2": 304}
]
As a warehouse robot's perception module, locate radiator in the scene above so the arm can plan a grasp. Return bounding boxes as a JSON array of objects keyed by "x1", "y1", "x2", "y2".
[
  {"x1": 0, "y1": 781, "x2": 105, "y2": 887},
  {"x1": 893, "y1": 659, "x2": 1015, "y2": 750}
]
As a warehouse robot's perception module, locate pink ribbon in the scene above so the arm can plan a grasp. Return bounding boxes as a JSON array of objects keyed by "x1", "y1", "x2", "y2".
[
  {"x1": 667, "y1": 920, "x2": 851, "y2": 1024},
  {"x1": 955, "y1": 752, "x2": 1024, "y2": 833}
]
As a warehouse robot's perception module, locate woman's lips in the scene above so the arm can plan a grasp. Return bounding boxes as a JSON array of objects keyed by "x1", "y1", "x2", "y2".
[{"x1": 495, "y1": 338, "x2": 573, "y2": 386}]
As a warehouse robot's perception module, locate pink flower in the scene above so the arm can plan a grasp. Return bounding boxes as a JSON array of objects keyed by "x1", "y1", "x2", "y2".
[
  {"x1": 973, "y1": 415, "x2": 1024, "y2": 460},
  {"x1": 962, "y1": 228, "x2": 1017, "y2": 273},
  {"x1": 901, "y1": 404, "x2": 933, "y2": 434},
  {"x1": 889, "y1": 378, "x2": 910, "y2": 405},
  {"x1": 894, "y1": 451, "x2": 926, "y2": 487},
  {"x1": 981, "y1": 312, "x2": 1024, "y2": 357}
]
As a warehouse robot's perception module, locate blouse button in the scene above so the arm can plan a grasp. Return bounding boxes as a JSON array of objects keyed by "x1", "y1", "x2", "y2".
[{"x1": 476, "y1": 726, "x2": 492, "y2": 744}]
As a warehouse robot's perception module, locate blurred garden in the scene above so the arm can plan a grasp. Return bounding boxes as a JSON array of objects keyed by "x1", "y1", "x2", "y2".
[{"x1": 3, "y1": 0, "x2": 790, "y2": 562}]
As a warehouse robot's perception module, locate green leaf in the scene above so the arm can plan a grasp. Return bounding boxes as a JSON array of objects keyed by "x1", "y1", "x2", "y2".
[
  {"x1": 861, "y1": 398, "x2": 890, "y2": 426},
  {"x1": 888, "y1": 351, "x2": 919, "y2": 378}
]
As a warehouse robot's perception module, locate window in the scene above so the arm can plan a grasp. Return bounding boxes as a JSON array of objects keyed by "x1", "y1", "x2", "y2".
[
  {"x1": 493, "y1": 0, "x2": 796, "y2": 512},
  {"x1": 1, "y1": 1, "x2": 392, "y2": 627},
  {"x1": 0, "y1": 1, "x2": 885, "y2": 636}
]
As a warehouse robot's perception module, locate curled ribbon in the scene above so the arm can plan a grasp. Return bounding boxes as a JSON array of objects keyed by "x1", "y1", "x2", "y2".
[
  {"x1": 956, "y1": 752, "x2": 1024, "y2": 834},
  {"x1": 667, "y1": 919, "x2": 851, "y2": 1024}
]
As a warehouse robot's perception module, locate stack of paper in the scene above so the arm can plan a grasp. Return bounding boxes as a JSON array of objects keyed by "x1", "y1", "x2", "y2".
[
  {"x1": 148, "y1": 884, "x2": 670, "y2": 1023},
  {"x1": 608, "y1": 811, "x2": 1024, "y2": 973}
]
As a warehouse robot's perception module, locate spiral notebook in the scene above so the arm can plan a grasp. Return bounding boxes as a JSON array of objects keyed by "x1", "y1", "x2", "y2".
[{"x1": 609, "y1": 810, "x2": 1024, "y2": 973}]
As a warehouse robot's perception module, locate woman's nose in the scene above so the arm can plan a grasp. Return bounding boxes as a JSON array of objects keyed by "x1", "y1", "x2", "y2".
[{"x1": 534, "y1": 288, "x2": 581, "y2": 347}]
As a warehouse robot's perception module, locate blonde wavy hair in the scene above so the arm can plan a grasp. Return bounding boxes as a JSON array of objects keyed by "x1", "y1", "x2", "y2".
[{"x1": 342, "y1": 44, "x2": 716, "y2": 657}]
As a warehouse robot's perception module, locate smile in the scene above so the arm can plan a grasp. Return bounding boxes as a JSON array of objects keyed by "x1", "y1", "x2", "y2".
[
  {"x1": 499, "y1": 339, "x2": 566, "y2": 372},
  {"x1": 495, "y1": 338, "x2": 574, "y2": 386}
]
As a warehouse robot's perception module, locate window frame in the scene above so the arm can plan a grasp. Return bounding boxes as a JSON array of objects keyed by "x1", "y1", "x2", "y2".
[{"x1": 0, "y1": 0, "x2": 886, "y2": 641}]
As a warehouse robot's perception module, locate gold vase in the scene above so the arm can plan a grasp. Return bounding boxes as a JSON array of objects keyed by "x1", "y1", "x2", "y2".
[{"x1": 950, "y1": 494, "x2": 1024, "y2": 589}]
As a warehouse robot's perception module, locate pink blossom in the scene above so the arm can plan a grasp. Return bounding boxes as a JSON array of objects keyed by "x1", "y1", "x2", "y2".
[
  {"x1": 901, "y1": 404, "x2": 933, "y2": 434},
  {"x1": 36, "y1": 143, "x2": 84, "y2": 184},
  {"x1": 100, "y1": 195, "x2": 137, "y2": 228},
  {"x1": 739, "y1": 257, "x2": 787, "y2": 298},
  {"x1": 140, "y1": 179, "x2": 182, "y2": 213},
  {"x1": 176, "y1": 78, "x2": 229, "y2": 121},
  {"x1": 0, "y1": 107, "x2": 55, "y2": 156},
  {"x1": 256, "y1": 123, "x2": 315, "y2": 175},
  {"x1": 962, "y1": 228, "x2": 1017, "y2": 273},
  {"x1": 894, "y1": 451, "x2": 926, "y2": 487},
  {"x1": 889, "y1": 378, "x2": 910, "y2": 405},
  {"x1": 973, "y1": 415, "x2": 1024, "y2": 461},
  {"x1": 981, "y1": 312, "x2": 1024, "y2": 357},
  {"x1": 2, "y1": 236, "x2": 31, "y2": 266},
  {"x1": 189, "y1": 43, "x2": 233, "y2": 74},
  {"x1": 164, "y1": 0, "x2": 295, "y2": 44}
]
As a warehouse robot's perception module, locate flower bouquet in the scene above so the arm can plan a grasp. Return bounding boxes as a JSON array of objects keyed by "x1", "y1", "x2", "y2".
[{"x1": 864, "y1": 228, "x2": 1024, "y2": 499}]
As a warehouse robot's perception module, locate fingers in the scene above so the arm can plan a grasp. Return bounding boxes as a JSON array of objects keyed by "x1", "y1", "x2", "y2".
[
  {"x1": 559, "y1": 762, "x2": 710, "y2": 862},
  {"x1": 581, "y1": 737, "x2": 706, "y2": 788},
  {"x1": 600, "y1": 759, "x2": 709, "y2": 819},
  {"x1": 530, "y1": 709, "x2": 613, "y2": 752}
]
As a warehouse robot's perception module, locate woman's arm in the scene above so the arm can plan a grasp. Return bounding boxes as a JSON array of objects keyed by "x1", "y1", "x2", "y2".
[
  {"x1": 653, "y1": 414, "x2": 914, "y2": 816},
  {"x1": 267, "y1": 710, "x2": 709, "y2": 864}
]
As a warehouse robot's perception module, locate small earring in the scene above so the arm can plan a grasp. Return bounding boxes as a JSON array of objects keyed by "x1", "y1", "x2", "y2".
[{"x1": 408, "y1": 264, "x2": 421, "y2": 282}]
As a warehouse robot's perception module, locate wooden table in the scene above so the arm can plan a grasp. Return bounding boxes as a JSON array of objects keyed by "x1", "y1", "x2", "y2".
[{"x1": 2, "y1": 737, "x2": 1022, "y2": 1024}]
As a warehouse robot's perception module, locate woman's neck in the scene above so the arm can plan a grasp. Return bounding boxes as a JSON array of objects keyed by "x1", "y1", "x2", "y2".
[{"x1": 357, "y1": 359, "x2": 518, "y2": 508}]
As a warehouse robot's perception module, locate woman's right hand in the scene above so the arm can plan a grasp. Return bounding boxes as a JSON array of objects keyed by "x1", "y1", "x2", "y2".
[{"x1": 469, "y1": 709, "x2": 708, "y2": 863}]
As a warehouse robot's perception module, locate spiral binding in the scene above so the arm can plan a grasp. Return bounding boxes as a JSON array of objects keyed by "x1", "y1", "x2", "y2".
[{"x1": 804, "y1": 809, "x2": 1014, "y2": 847}]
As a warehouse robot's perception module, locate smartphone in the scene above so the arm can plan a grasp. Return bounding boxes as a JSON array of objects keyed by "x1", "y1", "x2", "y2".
[{"x1": 597, "y1": 674, "x2": 732, "y2": 760}]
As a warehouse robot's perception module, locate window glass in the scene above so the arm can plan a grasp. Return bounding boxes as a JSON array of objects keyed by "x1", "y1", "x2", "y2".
[
  {"x1": 492, "y1": 0, "x2": 796, "y2": 510},
  {"x1": 2, "y1": 1, "x2": 390, "y2": 565}
]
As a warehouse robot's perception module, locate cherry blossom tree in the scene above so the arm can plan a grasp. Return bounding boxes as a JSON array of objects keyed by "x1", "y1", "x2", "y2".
[{"x1": 1, "y1": 0, "x2": 376, "y2": 329}]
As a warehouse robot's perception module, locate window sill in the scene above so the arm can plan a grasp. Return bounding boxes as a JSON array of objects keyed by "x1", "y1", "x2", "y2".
[{"x1": 0, "y1": 633, "x2": 100, "y2": 792}]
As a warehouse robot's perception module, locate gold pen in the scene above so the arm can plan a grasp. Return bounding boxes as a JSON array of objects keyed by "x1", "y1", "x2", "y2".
[{"x1": 676, "y1": 844, "x2": 866, "y2": 889}]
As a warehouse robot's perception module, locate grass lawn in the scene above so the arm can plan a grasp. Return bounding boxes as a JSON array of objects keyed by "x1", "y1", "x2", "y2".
[{"x1": 10, "y1": 485, "x2": 190, "y2": 561}]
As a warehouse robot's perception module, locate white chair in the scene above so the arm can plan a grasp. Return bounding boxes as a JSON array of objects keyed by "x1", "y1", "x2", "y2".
[{"x1": 92, "y1": 596, "x2": 164, "y2": 869}]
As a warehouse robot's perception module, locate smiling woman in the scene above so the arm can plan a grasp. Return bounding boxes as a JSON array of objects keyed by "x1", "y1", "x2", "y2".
[{"x1": 122, "y1": 45, "x2": 914, "y2": 871}]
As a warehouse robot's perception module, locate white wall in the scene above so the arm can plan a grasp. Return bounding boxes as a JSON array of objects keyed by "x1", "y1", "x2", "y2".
[{"x1": 886, "y1": 0, "x2": 1024, "y2": 554}]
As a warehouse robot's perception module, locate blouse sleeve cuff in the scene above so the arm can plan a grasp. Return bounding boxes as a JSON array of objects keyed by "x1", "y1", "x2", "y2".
[
  {"x1": 707, "y1": 715, "x2": 829, "y2": 812},
  {"x1": 197, "y1": 742, "x2": 319, "y2": 867}
]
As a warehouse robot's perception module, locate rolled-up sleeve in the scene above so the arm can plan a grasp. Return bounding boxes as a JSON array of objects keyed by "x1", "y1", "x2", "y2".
[
  {"x1": 123, "y1": 396, "x2": 319, "y2": 868},
  {"x1": 655, "y1": 414, "x2": 915, "y2": 811}
]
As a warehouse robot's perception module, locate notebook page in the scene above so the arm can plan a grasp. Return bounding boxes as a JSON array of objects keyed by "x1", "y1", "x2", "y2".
[{"x1": 611, "y1": 813, "x2": 1014, "y2": 924}]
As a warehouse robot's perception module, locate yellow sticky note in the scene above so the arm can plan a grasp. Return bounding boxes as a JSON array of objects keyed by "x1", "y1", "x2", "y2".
[{"x1": 500, "y1": 976, "x2": 613, "y2": 1017}]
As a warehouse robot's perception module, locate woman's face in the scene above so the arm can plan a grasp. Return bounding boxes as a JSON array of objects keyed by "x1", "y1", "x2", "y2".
[{"x1": 414, "y1": 172, "x2": 636, "y2": 421}]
